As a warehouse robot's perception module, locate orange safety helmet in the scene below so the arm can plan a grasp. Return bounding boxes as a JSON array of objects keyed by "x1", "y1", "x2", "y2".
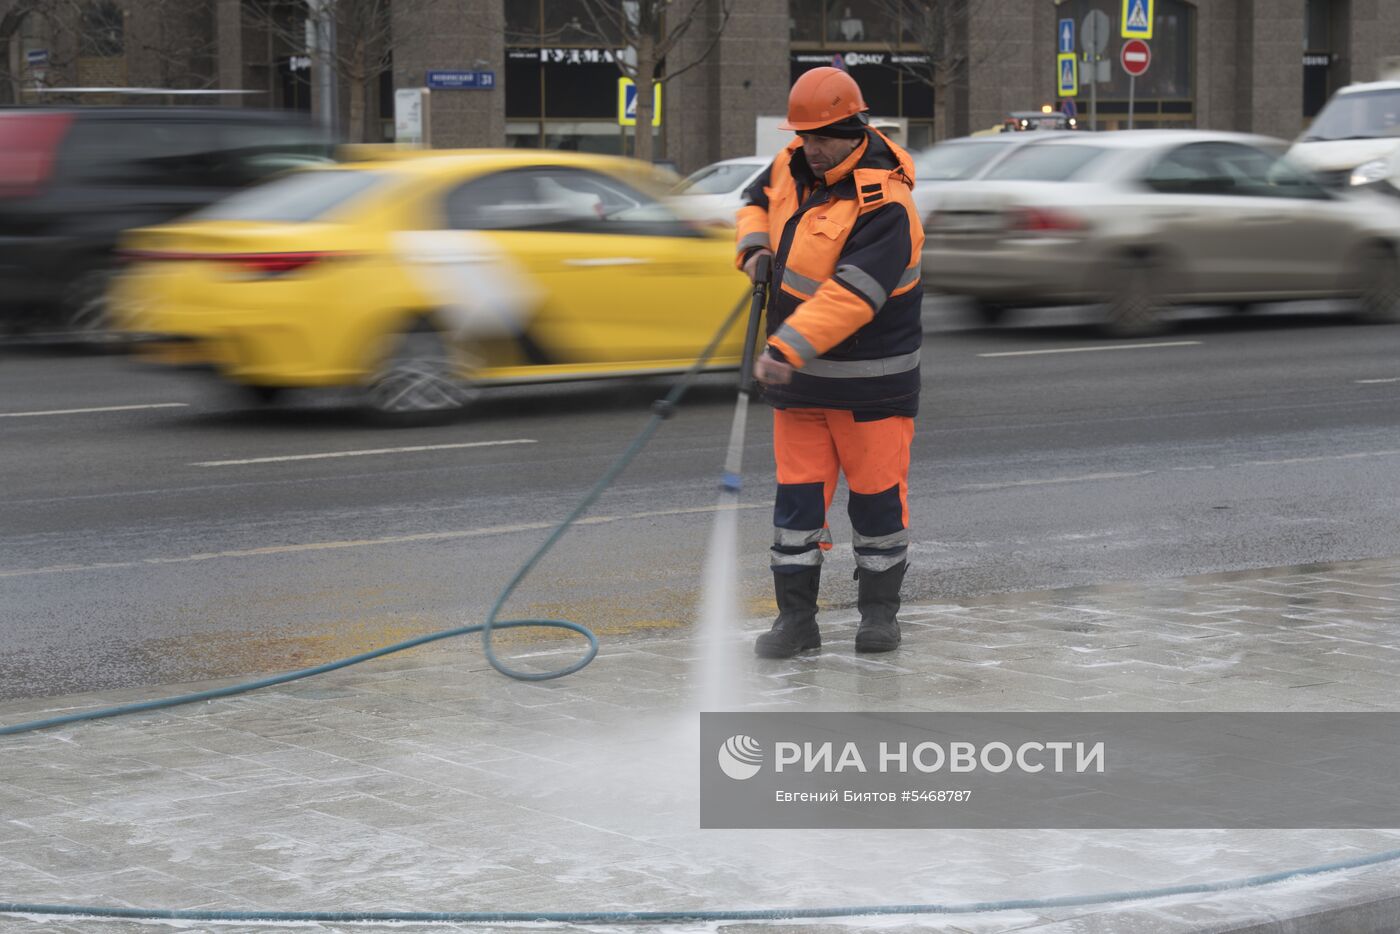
[{"x1": 778, "y1": 66, "x2": 869, "y2": 132}]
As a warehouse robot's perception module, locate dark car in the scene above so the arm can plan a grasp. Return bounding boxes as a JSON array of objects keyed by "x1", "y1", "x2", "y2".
[{"x1": 0, "y1": 107, "x2": 335, "y2": 338}]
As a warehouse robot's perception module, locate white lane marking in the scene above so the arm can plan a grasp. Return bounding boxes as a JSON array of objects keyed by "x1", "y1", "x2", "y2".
[
  {"x1": 960, "y1": 471, "x2": 1155, "y2": 491},
  {"x1": 1232, "y1": 449, "x2": 1400, "y2": 468},
  {"x1": 0, "y1": 403, "x2": 189, "y2": 419},
  {"x1": 0, "y1": 503, "x2": 765, "y2": 579},
  {"x1": 1356, "y1": 378, "x2": 1400, "y2": 384},
  {"x1": 958, "y1": 448, "x2": 1400, "y2": 492},
  {"x1": 978, "y1": 341, "x2": 1202, "y2": 358},
  {"x1": 193, "y1": 439, "x2": 536, "y2": 467}
]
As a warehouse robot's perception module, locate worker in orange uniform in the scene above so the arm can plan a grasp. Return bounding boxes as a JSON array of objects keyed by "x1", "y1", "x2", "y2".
[{"x1": 736, "y1": 66, "x2": 924, "y2": 658}]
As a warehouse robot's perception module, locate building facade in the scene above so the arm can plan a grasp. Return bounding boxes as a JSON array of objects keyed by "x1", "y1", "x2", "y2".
[{"x1": 5, "y1": 0, "x2": 1400, "y2": 175}]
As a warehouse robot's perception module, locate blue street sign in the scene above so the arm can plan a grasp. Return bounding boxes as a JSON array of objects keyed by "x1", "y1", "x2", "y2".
[
  {"x1": 617, "y1": 78, "x2": 661, "y2": 127},
  {"x1": 1121, "y1": 0, "x2": 1154, "y2": 39},
  {"x1": 426, "y1": 70, "x2": 495, "y2": 90},
  {"x1": 1058, "y1": 19, "x2": 1075, "y2": 54},
  {"x1": 25, "y1": 49, "x2": 49, "y2": 66},
  {"x1": 1061, "y1": 99, "x2": 1077, "y2": 118},
  {"x1": 1056, "y1": 53, "x2": 1078, "y2": 97}
]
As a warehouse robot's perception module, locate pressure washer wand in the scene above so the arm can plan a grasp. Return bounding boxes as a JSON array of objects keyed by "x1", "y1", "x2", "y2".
[{"x1": 720, "y1": 254, "x2": 770, "y2": 496}]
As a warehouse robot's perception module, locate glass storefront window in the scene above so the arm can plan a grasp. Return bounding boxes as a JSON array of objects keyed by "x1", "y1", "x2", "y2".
[
  {"x1": 791, "y1": 0, "x2": 914, "y2": 48},
  {"x1": 506, "y1": 47, "x2": 624, "y2": 120},
  {"x1": 790, "y1": 54, "x2": 935, "y2": 126},
  {"x1": 1305, "y1": 0, "x2": 1331, "y2": 52},
  {"x1": 1059, "y1": 0, "x2": 1193, "y2": 103},
  {"x1": 507, "y1": 0, "x2": 624, "y2": 46},
  {"x1": 506, "y1": 1, "x2": 638, "y2": 155},
  {"x1": 788, "y1": 0, "x2": 936, "y2": 140},
  {"x1": 826, "y1": 1, "x2": 898, "y2": 45},
  {"x1": 505, "y1": 1, "x2": 541, "y2": 43},
  {"x1": 791, "y1": 0, "x2": 825, "y2": 42},
  {"x1": 545, "y1": 0, "x2": 623, "y2": 46}
]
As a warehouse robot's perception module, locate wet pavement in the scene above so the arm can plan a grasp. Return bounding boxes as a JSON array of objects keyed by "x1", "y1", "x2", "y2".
[{"x1": 4, "y1": 557, "x2": 1400, "y2": 933}]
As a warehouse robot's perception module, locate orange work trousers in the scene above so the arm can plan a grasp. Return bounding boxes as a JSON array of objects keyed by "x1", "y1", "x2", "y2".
[{"x1": 770, "y1": 408, "x2": 914, "y2": 575}]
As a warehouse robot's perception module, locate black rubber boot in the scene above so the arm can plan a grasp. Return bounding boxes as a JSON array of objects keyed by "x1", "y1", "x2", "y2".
[
  {"x1": 754, "y1": 567, "x2": 822, "y2": 659},
  {"x1": 854, "y1": 561, "x2": 906, "y2": 653}
]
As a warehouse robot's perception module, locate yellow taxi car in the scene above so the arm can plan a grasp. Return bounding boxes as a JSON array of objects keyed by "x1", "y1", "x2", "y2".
[{"x1": 111, "y1": 150, "x2": 749, "y2": 422}]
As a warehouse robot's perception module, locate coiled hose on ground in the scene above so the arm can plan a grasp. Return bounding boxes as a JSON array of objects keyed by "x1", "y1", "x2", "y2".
[{"x1": 3, "y1": 285, "x2": 1398, "y2": 926}]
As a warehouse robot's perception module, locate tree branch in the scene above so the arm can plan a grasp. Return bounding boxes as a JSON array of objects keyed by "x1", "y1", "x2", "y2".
[
  {"x1": 658, "y1": 0, "x2": 707, "y2": 56},
  {"x1": 656, "y1": 0, "x2": 734, "y2": 85},
  {"x1": 565, "y1": 0, "x2": 629, "y2": 76}
]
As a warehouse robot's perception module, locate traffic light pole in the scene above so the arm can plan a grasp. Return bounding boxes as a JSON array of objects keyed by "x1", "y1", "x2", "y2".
[{"x1": 1086, "y1": 15, "x2": 1098, "y2": 131}]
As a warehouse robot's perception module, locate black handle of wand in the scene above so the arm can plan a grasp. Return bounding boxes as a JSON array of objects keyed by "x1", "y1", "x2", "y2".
[{"x1": 739, "y1": 253, "x2": 770, "y2": 396}]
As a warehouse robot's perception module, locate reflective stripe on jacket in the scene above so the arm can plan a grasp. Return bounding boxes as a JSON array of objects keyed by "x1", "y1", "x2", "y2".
[{"x1": 735, "y1": 128, "x2": 924, "y2": 416}]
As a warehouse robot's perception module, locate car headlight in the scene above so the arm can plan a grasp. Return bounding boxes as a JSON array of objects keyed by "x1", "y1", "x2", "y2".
[{"x1": 1350, "y1": 159, "x2": 1390, "y2": 186}]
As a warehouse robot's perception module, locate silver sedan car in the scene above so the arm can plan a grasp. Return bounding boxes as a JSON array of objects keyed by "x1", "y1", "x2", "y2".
[
  {"x1": 921, "y1": 131, "x2": 1400, "y2": 334},
  {"x1": 910, "y1": 132, "x2": 1071, "y2": 220}
]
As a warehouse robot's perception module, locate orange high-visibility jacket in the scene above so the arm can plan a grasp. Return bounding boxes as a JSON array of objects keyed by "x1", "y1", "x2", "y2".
[{"x1": 736, "y1": 128, "x2": 924, "y2": 416}]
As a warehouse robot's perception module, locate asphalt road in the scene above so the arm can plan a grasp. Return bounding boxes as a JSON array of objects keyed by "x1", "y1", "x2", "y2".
[{"x1": 4, "y1": 299, "x2": 1400, "y2": 700}]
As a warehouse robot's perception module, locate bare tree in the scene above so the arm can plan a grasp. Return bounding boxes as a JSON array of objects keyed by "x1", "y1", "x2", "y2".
[
  {"x1": 2, "y1": 0, "x2": 220, "y2": 104},
  {"x1": 0, "y1": 0, "x2": 53, "y2": 104},
  {"x1": 125, "y1": 0, "x2": 220, "y2": 91},
  {"x1": 246, "y1": 0, "x2": 441, "y2": 141},
  {"x1": 574, "y1": 0, "x2": 736, "y2": 165},
  {"x1": 869, "y1": 0, "x2": 1001, "y2": 141}
]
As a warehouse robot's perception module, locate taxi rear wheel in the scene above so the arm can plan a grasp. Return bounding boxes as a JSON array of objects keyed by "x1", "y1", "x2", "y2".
[
  {"x1": 1103, "y1": 255, "x2": 1166, "y2": 338},
  {"x1": 1353, "y1": 243, "x2": 1400, "y2": 324},
  {"x1": 970, "y1": 300, "x2": 1009, "y2": 326},
  {"x1": 363, "y1": 321, "x2": 477, "y2": 426},
  {"x1": 61, "y1": 267, "x2": 124, "y2": 349}
]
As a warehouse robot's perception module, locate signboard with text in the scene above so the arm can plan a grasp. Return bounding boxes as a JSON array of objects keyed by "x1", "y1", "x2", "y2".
[{"x1": 426, "y1": 70, "x2": 495, "y2": 90}]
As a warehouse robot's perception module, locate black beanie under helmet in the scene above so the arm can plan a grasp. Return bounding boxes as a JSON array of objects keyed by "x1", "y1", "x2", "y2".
[{"x1": 800, "y1": 113, "x2": 870, "y2": 139}]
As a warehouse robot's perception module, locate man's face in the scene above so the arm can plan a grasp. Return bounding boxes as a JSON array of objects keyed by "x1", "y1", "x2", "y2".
[{"x1": 800, "y1": 132, "x2": 862, "y2": 176}]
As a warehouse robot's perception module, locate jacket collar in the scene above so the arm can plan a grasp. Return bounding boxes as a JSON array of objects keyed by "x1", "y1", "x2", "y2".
[
  {"x1": 787, "y1": 135, "x2": 867, "y2": 189},
  {"x1": 787, "y1": 128, "x2": 914, "y2": 200},
  {"x1": 820, "y1": 136, "x2": 870, "y2": 188}
]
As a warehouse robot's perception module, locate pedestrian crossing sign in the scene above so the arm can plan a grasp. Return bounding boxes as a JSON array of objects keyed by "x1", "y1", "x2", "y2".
[
  {"x1": 1121, "y1": 0, "x2": 1153, "y2": 39},
  {"x1": 1056, "y1": 53, "x2": 1078, "y2": 97},
  {"x1": 618, "y1": 77, "x2": 662, "y2": 127}
]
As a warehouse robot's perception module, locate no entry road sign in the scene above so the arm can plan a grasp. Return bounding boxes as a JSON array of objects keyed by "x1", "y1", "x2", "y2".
[{"x1": 1120, "y1": 39, "x2": 1151, "y2": 77}]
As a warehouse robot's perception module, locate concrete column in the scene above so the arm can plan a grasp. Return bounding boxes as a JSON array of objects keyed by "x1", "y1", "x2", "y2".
[
  {"x1": 1344, "y1": 0, "x2": 1400, "y2": 84},
  {"x1": 1236, "y1": 0, "x2": 1305, "y2": 139},
  {"x1": 392, "y1": 0, "x2": 504, "y2": 148},
  {"x1": 965, "y1": 0, "x2": 1035, "y2": 134},
  {"x1": 216, "y1": 0, "x2": 243, "y2": 97},
  {"x1": 1196, "y1": 0, "x2": 1238, "y2": 130},
  {"x1": 666, "y1": 0, "x2": 787, "y2": 175}
]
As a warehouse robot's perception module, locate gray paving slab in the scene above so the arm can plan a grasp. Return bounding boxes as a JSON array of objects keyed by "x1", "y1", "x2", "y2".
[{"x1": 6, "y1": 559, "x2": 1400, "y2": 932}]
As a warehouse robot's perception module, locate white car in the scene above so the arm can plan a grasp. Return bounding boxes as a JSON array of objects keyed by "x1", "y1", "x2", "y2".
[
  {"x1": 922, "y1": 130, "x2": 1400, "y2": 334},
  {"x1": 910, "y1": 133, "x2": 1072, "y2": 224},
  {"x1": 670, "y1": 156, "x2": 769, "y2": 226},
  {"x1": 674, "y1": 137, "x2": 1056, "y2": 229},
  {"x1": 1289, "y1": 80, "x2": 1400, "y2": 188}
]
